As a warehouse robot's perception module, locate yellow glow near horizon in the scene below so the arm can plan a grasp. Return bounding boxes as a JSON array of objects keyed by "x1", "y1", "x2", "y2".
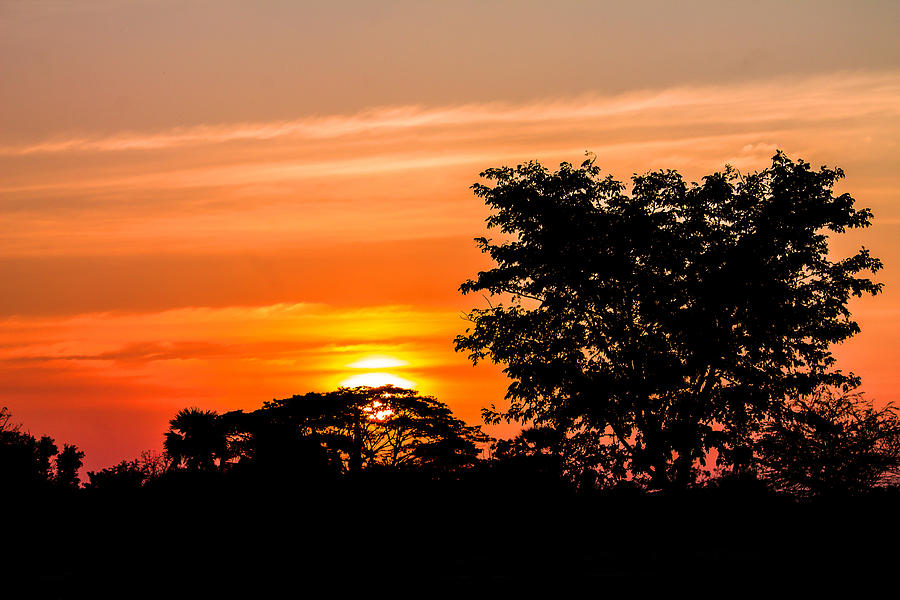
[
  {"x1": 346, "y1": 356, "x2": 409, "y2": 370},
  {"x1": 339, "y1": 372, "x2": 416, "y2": 389}
]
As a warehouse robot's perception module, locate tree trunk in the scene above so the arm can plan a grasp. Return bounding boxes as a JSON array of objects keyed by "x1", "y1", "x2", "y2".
[
  {"x1": 650, "y1": 453, "x2": 670, "y2": 490},
  {"x1": 673, "y1": 448, "x2": 695, "y2": 489},
  {"x1": 350, "y1": 409, "x2": 363, "y2": 475}
]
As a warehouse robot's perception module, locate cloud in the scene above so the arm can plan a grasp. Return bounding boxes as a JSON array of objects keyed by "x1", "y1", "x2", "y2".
[
  {"x1": 5, "y1": 341, "x2": 236, "y2": 364},
  {"x1": 3, "y1": 70, "x2": 898, "y2": 158},
  {"x1": 0, "y1": 303, "x2": 463, "y2": 371},
  {"x1": 3, "y1": 70, "x2": 898, "y2": 263}
]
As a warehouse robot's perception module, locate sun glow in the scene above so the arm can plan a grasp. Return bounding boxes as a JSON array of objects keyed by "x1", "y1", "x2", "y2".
[
  {"x1": 363, "y1": 400, "x2": 394, "y2": 421},
  {"x1": 339, "y1": 372, "x2": 416, "y2": 389},
  {"x1": 346, "y1": 356, "x2": 409, "y2": 370}
]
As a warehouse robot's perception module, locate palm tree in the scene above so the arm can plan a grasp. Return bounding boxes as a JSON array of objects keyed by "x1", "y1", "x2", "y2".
[{"x1": 164, "y1": 407, "x2": 228, "y2": 471}]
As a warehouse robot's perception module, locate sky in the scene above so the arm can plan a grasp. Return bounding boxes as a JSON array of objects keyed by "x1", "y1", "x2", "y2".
[{"x1": 1, "y1": 0, "x2": 899, "y2": 472}]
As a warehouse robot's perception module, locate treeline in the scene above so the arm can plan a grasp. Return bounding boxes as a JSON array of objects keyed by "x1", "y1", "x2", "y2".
[
  {"x1": 86, "y1": 385, "x2": 487, "y2": 492},
  {"x1": 4, "y1": 384, "x2": 900, "y2": 500},
  {"x1": 5, "y1": 385, "x2": 900, "y2": 592}
]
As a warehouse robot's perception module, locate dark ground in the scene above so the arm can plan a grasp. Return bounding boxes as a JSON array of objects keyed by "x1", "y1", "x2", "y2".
[{"x1": 4, "y1": 477, "x2": 898, "y2": 597}]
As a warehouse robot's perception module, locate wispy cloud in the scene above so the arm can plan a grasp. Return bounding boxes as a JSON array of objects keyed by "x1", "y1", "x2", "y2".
[{"x1": 3, "y1": 70, "x2": 898, "y2": 157}]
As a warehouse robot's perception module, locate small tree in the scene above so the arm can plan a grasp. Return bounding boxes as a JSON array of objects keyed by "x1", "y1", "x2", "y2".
[
  {"x1": 55, "y1": 444, "x2": 85, "y2": 488},
  {"x1": 164, "y1": 408, "x2": 228, "y2": 471},
  {"x1": 87, "y1": 459, "x2": 146, "y2": 490},
  {"x1": 87, "y1": 450, "x2": 168, "y2": 490},
  {"x1": 456, "y1": 151, "x2": 882, "y2": 489},
  {"x1": 1, "y1": 408, "x2": 85, "y2": 489},
  {"x1": 759, "y1": 388, "x2": 900, "y2": 496}
]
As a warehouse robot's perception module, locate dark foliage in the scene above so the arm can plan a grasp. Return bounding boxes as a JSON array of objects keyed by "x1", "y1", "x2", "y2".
[
  {"x1": 456, "y1": 151, "x2": 882, "y2": 489},
  {"x1": 759, "y1": 387, "x2": 900, "y2": 496},
  {"x1": 55, "y1": 443, "x2": 85, "y2": 488},
  {"x1": 86, "y1": 451, "x2": 166, "y2": 490},
  {"x1": 153, "y1": 386, "x2": 487, "y2": 485},
  {"x1": 163, "y1": 407, "x2": 229, "y2": 471},
  {"x1": 0, "y1": 406, "x2": 84, "y2": 490},
  {"x1": 6, "y1": 393, "x2": 900, "y2": 591}
]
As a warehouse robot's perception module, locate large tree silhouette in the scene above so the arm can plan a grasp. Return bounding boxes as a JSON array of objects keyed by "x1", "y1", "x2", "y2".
[
  {"x1": 258, "y1": 385, "x2": 484, "y2": 476},
  {"x1": 456, "y1": 151, "x2": 882, "y2": 489}
]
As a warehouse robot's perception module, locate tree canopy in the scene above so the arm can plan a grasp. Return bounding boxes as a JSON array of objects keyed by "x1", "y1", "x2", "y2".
[
  {"x1": 1, "y1": 406, "x2": 84, "y2": 490},
  {"x1": 455, "y1": 151, "x2": 882, "y2": 489},
  {"x1": 159, "y1": 386, "x2": 485, "y2": 481},
  {"x1": 249, "y1": 385, "x2": 486, "y2": 476},
  {"x1": 163, "y1": 407, "x2": 228, "y2": 472}
]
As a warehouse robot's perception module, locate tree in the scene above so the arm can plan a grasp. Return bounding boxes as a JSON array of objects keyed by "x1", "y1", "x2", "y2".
[
  {"x1": 55, "y1": 444, "x2": 85, "y2": 488},
  {"x1": 220, "y1": 406, "x2": 341, "y2": 481},
  {"x1": 260, "y1": 386, "x2": 485, "y2": 477},
  {"x1": 87, "y1": 459, "x2": 147, "y2": 490},
  {"x1": 758, "y1": 388, "x2": 900, "y2": 496},
  {"x1": 163, "y1": 407, "x2": 228, "y2": 472},
  {"x1": 1, "y1": 407, "x2": 85, "y2": 489},
  {"x1": 87, "y1": 450, "x2": 167, "y2": 490},
  {"x1": 455, "y1": 151, "x2": 882, "y2": 489}
]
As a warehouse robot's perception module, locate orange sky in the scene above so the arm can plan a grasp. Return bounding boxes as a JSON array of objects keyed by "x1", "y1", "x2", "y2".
[{"x1": 2, "y1": 1, "x2": 899, "y2": 472}]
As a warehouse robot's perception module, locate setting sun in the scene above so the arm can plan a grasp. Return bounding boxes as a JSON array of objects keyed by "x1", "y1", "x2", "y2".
[
  {"x1": 363, "y1": 400, "x2": 393, "y2": 421},
  {"x1": 340, "y1": 355, "x2": 416, "y2": 390},
  {"x1": 339, "y1": 372, "x2": 416, "y2": 389}
]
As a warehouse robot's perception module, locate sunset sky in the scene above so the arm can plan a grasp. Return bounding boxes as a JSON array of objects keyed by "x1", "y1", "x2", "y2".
[{"x1": 2, "y1": 1, "x2": 899, "y2": 472}]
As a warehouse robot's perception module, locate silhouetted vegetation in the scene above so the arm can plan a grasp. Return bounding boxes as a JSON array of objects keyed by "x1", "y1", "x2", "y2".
[
  {"x1": 456, "y1": 151, "x2": 883, "y2": 490},
  {"x1": 6, "y1": 382, "x2": 900, "y2": 591},
  {"x1": 5, "y1": 152, "x2": 900, "y2": 590},
  {"x1": 163, "y1": 407, "x2": 229, "y2": 472},
  {"x1": 0, "y1": 406, "x2": 84, "y2": 491},
  {"x1": 85, "y1": 450, "x2": 166, "y2": 490},
  {"x1": 135, "y1": 385, "x2": 486, "y2": 491},
  {"x1": 759, "y1": 387, "x2": 900, "y2": 496}
]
